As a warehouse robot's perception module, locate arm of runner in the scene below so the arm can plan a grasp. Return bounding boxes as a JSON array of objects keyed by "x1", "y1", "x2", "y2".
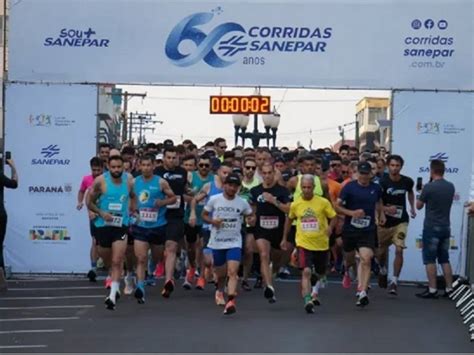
[
  {"x1": 156, "y1": 179, "x2": 177, "y2": 208},
  {"x1": 77, "y1": 189, "x2": 85, "y2": 210},
  {"x1": 87, "y1": 176, "x2": 112, "y2": 222},
  {"x1": 287, "y1": 176, "x2": 297, "y2": 193},
  {"x1": 281, "y1": 215, "x2": 294, "y2": 251},
  {"x1": 335, "y1": 198, "x2": 364, "y2": 218},
  {"x1": 408, "y1": 190, "x2": 417, "y2": 218},
  {"x1": 327, "y1": 216, "x2": 337, "y2": 237},
  {"x1": 202, "y1": 198, "x2": 222, "y2": 229},
  {"x1": 377, "y1": 199, "x2": 386, "y2": 226},
  {"x1": 183, "y1": 171, "x2": 194, "y2": 203},
  {"x1": 189, "y1": 183, "x2": 210, "y2": 227},
  {"x1": 261, "y1": 192, "x2": 290, "y2": 213},
  {"x1": 128, "y1": 175, "x2": 138, "y2": 216}
]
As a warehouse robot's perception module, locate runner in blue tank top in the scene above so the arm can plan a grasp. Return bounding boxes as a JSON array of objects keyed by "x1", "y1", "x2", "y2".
[
  {"x1": 131, "y1": 155, "x2": 176, "y2": 304},
  {"x1": 88, "y1": 155, "x2": 136, "y2": 310},
  {"x1": 189, "y1": 162, "x2": 232, "y2": 291}
]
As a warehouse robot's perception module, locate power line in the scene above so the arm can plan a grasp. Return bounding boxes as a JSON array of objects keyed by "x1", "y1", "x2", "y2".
[{"x1": 144, "y1": 96, "x2": 360, "y2": 103}]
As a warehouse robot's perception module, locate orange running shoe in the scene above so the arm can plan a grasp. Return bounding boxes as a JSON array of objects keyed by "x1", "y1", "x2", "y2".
[
  {"x1": 223, "y1": 299, "x2": 236, "y2": 315},
  {"x1": 196, "y1": 277, "x2": 206, "y2": 290}
]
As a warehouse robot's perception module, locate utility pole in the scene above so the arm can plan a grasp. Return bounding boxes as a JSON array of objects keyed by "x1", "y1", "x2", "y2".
[
  {"x1": 109, "y1": 91, "x2": 147, "y2": 143},
  {"x1": 129, "y1": 112, "x2": 163, "y2": 145}
]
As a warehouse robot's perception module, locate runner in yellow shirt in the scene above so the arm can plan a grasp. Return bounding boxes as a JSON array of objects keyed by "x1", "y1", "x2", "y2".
[{"x1": 282, "y1": 174, "x2": 337, "y2": 314}]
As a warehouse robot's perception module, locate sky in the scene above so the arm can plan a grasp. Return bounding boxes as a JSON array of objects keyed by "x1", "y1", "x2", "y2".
[{"x1": 120, "y1": 85, "x2": 388, "y2": 149}]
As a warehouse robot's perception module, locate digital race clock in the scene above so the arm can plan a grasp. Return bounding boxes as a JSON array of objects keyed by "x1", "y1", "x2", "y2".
[{"x1": 210, "y1": 96, "x2": 271, "y2": 114}]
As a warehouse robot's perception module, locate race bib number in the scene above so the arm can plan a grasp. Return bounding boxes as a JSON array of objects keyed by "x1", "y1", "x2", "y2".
[
  {"x1": 301, "y1": 217, "x2": 319, "y2": 232},
  {"x1": 260, "y1": 216, "x2": 279, "y2": 229},
  {"x1": 105, "y1": 213, "x2": 123, "y2": 227},
  {"x1": 167, "y1": 196, "x2": 181, "y2": 209},
  {"x1": 393, "y1": 206, "x2": 403, "y2": 219},
  {"x1": 351, "y1": 216, "x2": 371, "y2": 229},
  {"x1": 108, "y1": 203, "x2": 122, "y2": 212},
  {"x1": 139, "y1": 208, "x2": 158, "y2": 222}
]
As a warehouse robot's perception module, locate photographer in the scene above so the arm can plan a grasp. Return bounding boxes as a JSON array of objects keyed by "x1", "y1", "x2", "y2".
[{"x1": 0, "y1": 156, "x2": 19, "y2": 279}]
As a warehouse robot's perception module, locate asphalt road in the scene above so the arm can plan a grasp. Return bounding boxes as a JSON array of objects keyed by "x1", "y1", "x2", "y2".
[{"x1": 0, "y1": 277, "x2": 472, "y2": 352}]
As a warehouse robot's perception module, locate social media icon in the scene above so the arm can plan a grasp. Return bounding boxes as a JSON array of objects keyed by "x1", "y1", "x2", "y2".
[
  {"x1": 438, "y1": 20, "x2": 448, "y2": 30},
  {"x1": 424, "y1": 19, "x2": 434, "y2": 29},
  {"x1": 411, "y1": 19, "x2": 422, "y2": 30}
]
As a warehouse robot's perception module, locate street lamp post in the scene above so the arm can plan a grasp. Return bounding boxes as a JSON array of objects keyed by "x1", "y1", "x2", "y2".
[{"x1": 232, "y1": 111, "x2": 280, "y2": 148}]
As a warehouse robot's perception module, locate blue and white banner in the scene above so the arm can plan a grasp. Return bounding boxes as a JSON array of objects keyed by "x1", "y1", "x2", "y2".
[
  {"x1": 8, "y1": 0, "x2": 473, "y2": 90},
  {"x1": 4, "y1": 83, "x2": 97, "y2": 273},
  {"x1": 392, "y1": 91, "x2": 473, "y2": 282}
]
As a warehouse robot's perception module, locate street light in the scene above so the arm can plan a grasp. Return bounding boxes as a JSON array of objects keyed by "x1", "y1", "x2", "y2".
[{"x1": 232, "y1": 109, "x2": 280, "y2": 148}]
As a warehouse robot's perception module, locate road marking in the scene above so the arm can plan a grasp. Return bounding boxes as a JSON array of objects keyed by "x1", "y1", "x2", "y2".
[
  {"x1": 0, "y1": 305, "x2": 95, "y2": 310},
  {"x1": 9, "y1": 286, "x2": 102, "y2": 291},
  {"x1": 0, "y1": 317, "x2": 79, "y2": 322},
  {"x1": 0, "y1": 295, "x2": 103, "y2": 300},
  {"x1": 0, "y1": 345, "x2": 48, "y2": 349},
  {"x1": 0, "y1": 329, "x2": 63, "y2": 334}
]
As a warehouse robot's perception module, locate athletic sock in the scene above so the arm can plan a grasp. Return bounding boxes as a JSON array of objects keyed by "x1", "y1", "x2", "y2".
[
  {"x1": 137, "y1": 280, "x2": 145, "y2": 291},
  {"x1": 391, "y1": 276, "x2": 398, "y2": 284},
  {"x1": 91, "y1": 261, "x2": 97, "y2": 271},
  {"x1": 429, "y1": 287, "x2": 437, "y2": 293},
  {"x1": 304, "y1": 294, "x2": 312, "y2": 304},
  {"x1": 312, "y1": 281, "x2": 321, "y2": 295},
  {"x1": 110, "y1": 281, "x2": 120, "y2": 302}
]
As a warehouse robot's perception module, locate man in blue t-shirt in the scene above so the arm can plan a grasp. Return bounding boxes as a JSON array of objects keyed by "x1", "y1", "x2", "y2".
[{"x1": 336, "y1": 161, "x2": 386, "y2": 308}]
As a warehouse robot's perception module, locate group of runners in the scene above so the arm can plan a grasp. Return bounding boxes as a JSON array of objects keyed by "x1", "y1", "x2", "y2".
[{"x1": 77, "y1": 139, "x2": 455, "y2": 314}]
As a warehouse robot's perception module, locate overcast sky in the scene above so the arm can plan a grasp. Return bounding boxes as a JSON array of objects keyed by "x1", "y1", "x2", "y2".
[{"x1": 120, "y1": 85, "x2": 388, "y2": 149}]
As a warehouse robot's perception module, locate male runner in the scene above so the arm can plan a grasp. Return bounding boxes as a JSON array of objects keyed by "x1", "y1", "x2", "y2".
[
  {"x1": 77, "y1": 157, "x2": 104, "y2": 282},
  {"x1": 336, "y1": 162, "x2": 386, "y2": 307},
  {"x1": 131, "y1": 155, "x2": 176, "y2": 303},
  {"x1": 154, "y1": 147, "x2": 191, "y2": 298},
  {"x1": 377, "y1": 155, "x2": 416, "y2": 294},
  {"x1": 250, "y1": 163, "x2": 291, "y2": 303},
  {"x1": 202, "y1": 173, "x2": 253, "y2": 315},
  {"x1": 189, "y1": 162, "x2": 232, "y2": 290},
  {"x1": 183, "y1": 155, "x2": 213, "y2": 289},
  {"x1": 282, "y1": 175, "x2": 337, "y2": 313},
  {"x1": 87, "y1": 155, "x2": 136, "y2": 310}
]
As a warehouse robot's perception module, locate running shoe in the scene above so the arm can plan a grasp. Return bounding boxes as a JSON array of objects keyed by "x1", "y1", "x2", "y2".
[
  {"x1": 134, "y1": 287, "x2": 145, "y2": 304},
  {"x1": 182, "y1": 279, "x2": 192, "y2": 290},
  {"x1": 87, "y1": 269, "x2": 97, "y2": 282},
  {"x1": 161, "y1": 279, "x2": 175, "y2": 298},
  {"x1": 104, "y1": 276, "x2": 112, "y2": 289},
  {"x1": 104, "y1": 297, "x2": 116, "y2": 310},
  {"x1": 223, "y1": 299, "x2": 236, "y2": 315},
  {"x1": 124, "y1": 275, "x2": 135, "y2": 295},
  {"x1": 342, "y1": 273, "x2": 351, "y2": 289},
  {"x1": 241, "y1": 280, "x2": 252, "y2": 292},
  {"x1": 154, "y1": 262, "x2": 165, "y2": 278},
  {"x1": 388, "y1": 282, "x2": 398, "y2": 295},
  {"x1": 356, "y1": 292, "x2": 369, "y2": 307},
  {"x1": 305, "y1": 300, "x2": 315, "y2": 314},
  {"x1": 215, "y1": 290, "x2": 226, "y2": 306},
  {"x1": 264, "y1": 285, "x2": 276, "y2": 303},
  {"x1": 416, "y1": 289, "x2": 439, "y2": 299},
  {"x1": 311, "y1": 292, "x2": 321, "y2": 306},
  {"x1": 196, "y1": 277, "x2": 206, "y2": 290}
]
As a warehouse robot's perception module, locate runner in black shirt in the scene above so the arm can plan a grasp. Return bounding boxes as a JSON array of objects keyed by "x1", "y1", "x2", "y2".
[
  {"x1": 250, "y1": 163, "x2": 291, "y2": 304},
  {"x1": 377, "y1": 155, "x2": 416, "y2": 295},
  {"x1": 154, "y1": 146, "x2": 192, "y2": 298}
]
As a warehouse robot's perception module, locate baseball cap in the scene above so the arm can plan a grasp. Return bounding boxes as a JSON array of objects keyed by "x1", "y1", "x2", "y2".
[
  {"x1": 156, "y1": 153, "x2": 164, "y2": 161},
  {"x1": 225, "y1": 173, "x2": 241, "y2": 185},
  {"x1": 163, "y1": 139, "x2": 174, "y2": 148},
  {"x1": 232, "y1": 167, "x2": 243, "y2": 175},
  {"x1": 358, "y1": 161, "x2": 372, "y2": 174}
]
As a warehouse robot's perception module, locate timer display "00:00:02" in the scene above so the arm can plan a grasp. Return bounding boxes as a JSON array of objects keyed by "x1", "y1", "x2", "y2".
[{"x1": 209, "y1": 96, "x2": 271, "y2": 114}]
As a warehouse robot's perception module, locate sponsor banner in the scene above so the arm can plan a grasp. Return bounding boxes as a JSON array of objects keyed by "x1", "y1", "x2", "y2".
[
  {"x1": 8, "y1": 0, "x2": 473, "y2": 89},
  {"x1": 4, "y1": 83, "x2": 97, "y2": 273},
  {"x1": 392, "y1": 91, "x2": 473, "y2": 281}
]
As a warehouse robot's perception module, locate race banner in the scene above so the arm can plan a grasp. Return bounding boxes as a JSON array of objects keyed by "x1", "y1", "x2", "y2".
[
  {"x1": 8, "y1": 0, "x2": 473, "y2": 90},
  {"x1": 4, "y1": 83, "x2": 97, "y2": 273},
  {"x1": 392, "y1": 91, "x2": 473, "y2": 281}
]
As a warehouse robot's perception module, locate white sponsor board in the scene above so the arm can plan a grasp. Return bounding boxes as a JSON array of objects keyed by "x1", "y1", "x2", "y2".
[
  {"x1": 8, "y1": 0, "x2": 473, "y2": 89},
  {"x1": 4, "y1": 84, "x2": 97, "y2": 273},
  {"x1": 392, "y1": 91, "x2": 473, "y2": 281}
]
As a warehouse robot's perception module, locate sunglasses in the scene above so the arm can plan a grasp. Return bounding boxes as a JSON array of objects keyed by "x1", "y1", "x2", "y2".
[
  {"x1": 198, "y1": 164, "x2": 210, "y2": 168},
  {"x1": 219, "y1": 146, "x2": 227, "y2": 150},
  {"x1": 341, "y1": 170, "x2": 349, "y2": 174},
  {"x1": 245, "y1": 166, "x2": 257, "y2": 170}
]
